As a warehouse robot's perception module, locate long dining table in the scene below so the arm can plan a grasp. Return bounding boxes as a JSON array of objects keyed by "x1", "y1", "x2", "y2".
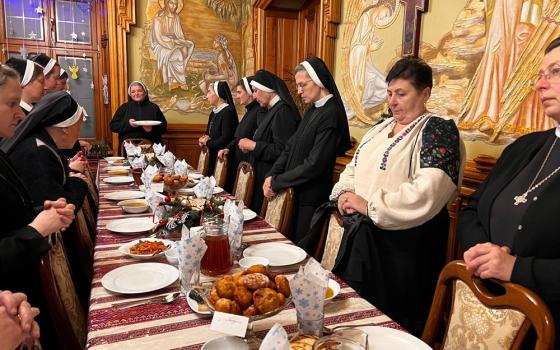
[{"x1": 85, "y1": 160, "x2": 402, "y2": 349}]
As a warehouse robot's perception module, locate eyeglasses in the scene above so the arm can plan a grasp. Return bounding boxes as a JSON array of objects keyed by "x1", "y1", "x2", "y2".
[
  {"x1": 531, "y1": 66, "x2": 560, "y2": 86},
  {"x1": 296, "y1": 80, "x2": 313, "y2": 89}
]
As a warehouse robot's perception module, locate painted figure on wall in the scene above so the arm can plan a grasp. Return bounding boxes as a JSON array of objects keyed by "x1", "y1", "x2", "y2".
[
  {"x1": 199, "y1": 34, "x2": 239, "y2": 93},
  {"x1": 150, "y1": 0, "x2": 195, "y2": 91},
  {"x1": 458, "y1": 0, "x2": 560, "y2": 142},
  {"x1": 340, "y1": 0, "x2": 400, "y2": 124}
]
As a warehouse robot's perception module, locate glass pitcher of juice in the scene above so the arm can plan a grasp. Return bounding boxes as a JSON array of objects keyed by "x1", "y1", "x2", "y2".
[{"x1": 200, "y1": 217, "x2": 232, "y2": 276}]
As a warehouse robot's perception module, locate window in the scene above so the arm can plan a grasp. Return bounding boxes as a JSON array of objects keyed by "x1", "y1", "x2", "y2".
[
  {"x1": 55, "y1": 0, "x2": 92, "y2": 44},
  {"x1": 4, "y1": 0, "x2": 44, "y2": 40},
  {"x1": 58, "y1": 56, "x2": 95, "y2": 138}
]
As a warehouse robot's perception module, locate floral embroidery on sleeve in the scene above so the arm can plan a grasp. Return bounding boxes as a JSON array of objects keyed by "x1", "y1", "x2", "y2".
[{"x1": 420, "y1": 117, "x2": 460, "y2": 184}]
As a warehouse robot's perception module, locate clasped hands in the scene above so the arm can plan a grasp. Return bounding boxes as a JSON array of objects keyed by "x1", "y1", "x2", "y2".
[
  {"x1": 30, "y1": 198, "x2": 75, "y2": 237},
  {"x1": 238, "y1": 138, "x2": 256, "y2": 153},
  {"x1": 198, "y1": 135, "x2": 210, "y2": 146},
  {"x1": 0, "y1": 290, "x2": 40, "y2": 350},
  {"x1": 263, "y1": 176, "x2": 276, "y2": 199},
  {"x1": 337, "y1": 192, "x2": 368, "y2": 216},
  {"x1": 463, "y1": 243, "x2": 516, "y2": 281}
]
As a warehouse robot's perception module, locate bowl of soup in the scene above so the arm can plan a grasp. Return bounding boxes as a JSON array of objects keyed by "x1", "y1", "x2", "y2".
[
  {"x1": 117, "y1": 199, "x2": 149, "y2": 214},
  {"x1": 325, "y1": 279, "x2": 341, "y2": 303}
]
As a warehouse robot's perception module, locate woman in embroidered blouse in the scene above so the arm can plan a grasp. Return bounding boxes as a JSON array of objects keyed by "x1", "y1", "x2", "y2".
[{"x1": 329, "y1": 56, "x2": 462, "y2": 336}]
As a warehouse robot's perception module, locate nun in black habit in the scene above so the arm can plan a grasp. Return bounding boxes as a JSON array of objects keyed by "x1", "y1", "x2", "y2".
[
  {"x1": 199, "y1": 80, "x2": 239, "y2": 177},
  {"x1": 218, "y1": 77, "x2": 265, "y2": 192},
  {"x1": 5, "y1": 57, "x2": 44, "y2": 116},
  {"x1": 1, "y1": 91, "x2": 89, "y2": 210},
  {"x1": 110, "y1": 81, "x2": 168, "y2": 150},
  {"x1": 239, "y1": 70, "x2": 300, "y2": 213},
  {"x1": 264, "y1": 57, "x2": 351, "y2": 241},
  {"x1": 0, "y1": 65, "x2": 75, "y2": 349}
]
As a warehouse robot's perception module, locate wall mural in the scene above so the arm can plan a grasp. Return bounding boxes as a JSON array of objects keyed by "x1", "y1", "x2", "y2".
[
  {"x1": 140, "y1": 0, "x2": 248, "y2": 114},
  {"x1": 341, "y1": 0, "x2": 560, "y2": 145}
]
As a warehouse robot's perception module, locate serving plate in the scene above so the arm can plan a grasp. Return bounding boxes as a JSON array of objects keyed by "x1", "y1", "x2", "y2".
[
  {"x1": 101, "y1": 263, "x2": 178, "y2": 294},
  {"x1": 243, "y1": 243, "x2": 307, "y2": 267},
  {"x1": 103, "y1": 176, "x2": 134, "y2": 185},
  {"x1": 104, "y1": 190, "x2": 145, "y2": 201},
  {"x1": 118, "y1": 238, "x2": 173, "y2": 259},
  {"x1": 134, "y1": 120, "x2": 162, "y2": 126},
  {"x1": 106, "y1": 217, "x2": 154, "y2": 234}
]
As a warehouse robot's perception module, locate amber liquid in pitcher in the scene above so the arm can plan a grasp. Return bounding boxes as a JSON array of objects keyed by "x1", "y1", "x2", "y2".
[{"x1": 200, "y1": 235, "x2": 232, "y2": 276}]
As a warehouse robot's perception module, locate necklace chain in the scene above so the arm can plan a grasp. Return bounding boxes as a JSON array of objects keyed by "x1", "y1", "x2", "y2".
[{"x1": 514, "y1": 138, "x2": 559, "y2": 205}]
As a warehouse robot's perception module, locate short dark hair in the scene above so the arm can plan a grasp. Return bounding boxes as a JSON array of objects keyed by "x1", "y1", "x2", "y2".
[
  {"x1": 545, "y1": 37, "x2": 560, "y2": 54},
  {"x1": 386, "y1": 56, "x2": 433, "y2": 91}
]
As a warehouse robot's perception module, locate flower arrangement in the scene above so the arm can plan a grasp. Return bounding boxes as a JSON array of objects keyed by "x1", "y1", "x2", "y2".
[{"x1": 151, "y1": 195, "x2": 224, "y2": 236}]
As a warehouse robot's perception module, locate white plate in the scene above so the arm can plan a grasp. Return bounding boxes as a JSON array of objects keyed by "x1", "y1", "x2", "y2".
[
  {"x1": 103, "y1": 176, "x2": 134, "y2": 185},
  {"x1": 105, "y1": 156, "x2": 125, "y2": 162},
  {"x1": 104, "y1": 190, "x2": 145, "y2": 201},
  {"x1": 101, "y1": 263, "x2": 178, "y2": 294},
  {"x1": 243, "y1": 208, "x2": 257, "y2": 221},
  {"x1": 189, "y1": 173, "x2": 204, "y2": 180},
  {"x1": 243, "y1": 243, "x2": 307, "y2": 266},
  {"x1": 186, "y1": 289, "x2": 212, "y2": 315},
  {"x1": 177, "y1": 187, "x2": 195, "y2": 195},
  {"x1": 106, "y1": 217, "x2": 154, "y2": 234},
  {"x1": 118, "y1": 238, "x2": 173, "y2": 259},
  {"x1": 106, "y1": 165, "x2": 131, "y2": 171},
  {"x1": 213, "y1": 186, "x2": 224, "y2": 194},
  {"x1": 134, "y1": 120, "x2": 162, "y2": 126},
  {"x1": 358, "y1": 326, "x2": 430, "y2": 350}
]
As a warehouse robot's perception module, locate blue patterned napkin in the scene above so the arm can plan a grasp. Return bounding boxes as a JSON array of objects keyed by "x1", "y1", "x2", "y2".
[
  {"x1": 194, "y1": 176, "x2": 216, "y2": 199},
  {"x1": 174, "y1": 159, "x2": 189, "y2": 176},
  {"x1": 223, "y1": 199, "x2": 244, "y2": 252},
  {"x1": 141, "y1": 164, "x2": 159, "y2": 190},
  {"x1": 153, "y1": 143, "x2": 166, "y2": 156},
  {"x1": 259, "y1": 323, "x2": 290, "y2": 350},
  {"x1": 123, "y1": 141, "x2": 141, "y2": 157},
  {"x1": 289, "y1": 259, "x2": 329, "y2": 336},
  {"x1": 177, "y1": 234, "x2": 207, "y2": 293}
]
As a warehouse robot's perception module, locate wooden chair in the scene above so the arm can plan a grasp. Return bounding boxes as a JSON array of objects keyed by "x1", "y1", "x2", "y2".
[
  {"x1": 39, "y1": 232, "x2": 86, "y2": 350},
  {"x1": 213, "y1": 156, "x2": 228, "y2": 188},
  {"x1": 315, "y1": 208, "x2": 344, "y2": 270},
  {"x1": 232, "y1": 161, "x2": 254, "y2": 207},
  {"x1": 422, "y1": 260, "x2": 555, "y2": 350},
  {"x1": 198, "y1": 146, "x2": 210, "y2": 176},
  {"x1": 260, "y1": 187, "x2": 294, "y2": 236},
  {"x1": 119, "y1": 138, "x2": 152, "y2": 157}
]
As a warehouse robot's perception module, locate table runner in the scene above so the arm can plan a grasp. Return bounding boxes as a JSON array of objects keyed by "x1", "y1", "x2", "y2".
[{"x1": 86, "y1": 161, "x2": 401, "y2": 349}]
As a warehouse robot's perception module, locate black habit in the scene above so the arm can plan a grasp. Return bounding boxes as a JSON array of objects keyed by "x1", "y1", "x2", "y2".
[
  {"x1": 459, "y1": 128, "x2": 560, "y2": 349},
  {"x1": 110, "y1": 82, "x2": 168, "y2": 148},
  {"x1": 8, "y1": 128, "x2": 88, "y2": 210},
  {"x1": 225, "y1": 100, "x2": 264, "y2": 191},
  {"x1": 205, "y1": 105, "x2": 239, "y2": 177},
  {"x1": 0, "y1": 150, "x2": 60, "y2": 349},
  {"x1": 250, "y1": 100, "x2": 300, "y2": 212},
  {"x1": 267, "y1": 97, "x2": 343, "y2": 241}
]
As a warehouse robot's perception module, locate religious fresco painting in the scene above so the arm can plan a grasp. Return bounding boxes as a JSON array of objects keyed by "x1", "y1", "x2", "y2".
[
  {"x1": 139, "y1": 0, "x2": 247, "y2": 114},
  {"x1": 340, "y1": 0, "x2": 560, "y2": 145}
]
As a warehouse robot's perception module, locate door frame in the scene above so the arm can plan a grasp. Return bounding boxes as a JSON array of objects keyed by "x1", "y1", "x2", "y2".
[{"x1": 253, "y1": 0, "x2": 341, "y2": 71}]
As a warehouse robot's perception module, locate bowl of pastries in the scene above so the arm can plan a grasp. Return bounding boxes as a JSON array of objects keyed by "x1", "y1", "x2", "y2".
[
  {"x1": 153, "y1": 173, "x2": 189, "y2": 192},
  {"x1": 203, "y1": 264, "x2": 291, "y2": 320}
]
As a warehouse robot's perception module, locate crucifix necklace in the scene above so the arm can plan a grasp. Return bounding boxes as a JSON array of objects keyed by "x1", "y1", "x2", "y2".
[{"x1": 514, "y1": 137, "x2": 560, "y2": 205}]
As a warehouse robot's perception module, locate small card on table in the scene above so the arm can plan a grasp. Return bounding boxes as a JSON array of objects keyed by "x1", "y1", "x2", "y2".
[{"x1": 210, "y1": 311, "x2": 249, "y2": 337}]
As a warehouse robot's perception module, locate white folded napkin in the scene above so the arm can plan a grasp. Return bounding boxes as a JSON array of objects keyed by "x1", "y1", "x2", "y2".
[
  {"x1": 124, "y1": 142, "x2": 142, "y2": 157},
  {"x1": 157, "y1": 151, "x2": 176, "y2": 169},
  {"x1": 260, "y1": 323, "x2": 290, "y2": 350},
  {"x1": 289, "y1": 259, "x2": 329, "y2": 336},
  {"x1": 141, "y1": 164, "x2": 159, "y2": 190},
  {"x1": 174, "y1": 159, "x2": 189, "y2": 176},
  {"x1": 130, "y1": 156, "x2": 145, "y2": 169},
  {"x1": 223, "y1": 199, "x2": 244, "y2": 252},
  {"x1": 194, "y1": 176, "x2": 216, "y2": 200},
  {"x1": 177, "y1": 234, "x2": 207, "y2": 293},
  {"x1": 153, "y1": 143, "x2": 166, "y2": 156}
]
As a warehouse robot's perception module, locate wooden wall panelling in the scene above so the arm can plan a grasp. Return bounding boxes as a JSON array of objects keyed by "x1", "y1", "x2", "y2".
[
  {"x1": 298, "y1": 0, "x2": 320, "y2": 62},
  {"x1": 163, "y1": 124, "x2": 208, "y2": 167},
  {"x1": 107, "y1": 0, "x2": 136, "y2": 155}
]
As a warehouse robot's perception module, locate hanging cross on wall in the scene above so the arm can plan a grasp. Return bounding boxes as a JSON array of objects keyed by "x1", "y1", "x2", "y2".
[{"x1": 400, "y1": 0, "x2": 429, "y2": 56}]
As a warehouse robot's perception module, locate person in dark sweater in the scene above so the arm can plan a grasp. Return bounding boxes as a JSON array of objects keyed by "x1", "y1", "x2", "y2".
[{"x1": 110, "y1": 81, "x2": 168, "y2": 149}]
